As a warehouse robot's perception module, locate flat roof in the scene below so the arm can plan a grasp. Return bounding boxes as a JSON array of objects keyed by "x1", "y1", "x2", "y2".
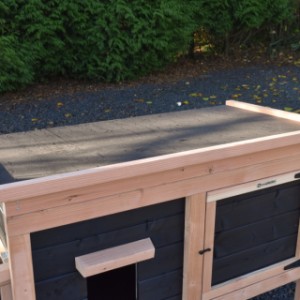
[{"x1": 1, "y1": 104, "x2": 300, "y2": 184}]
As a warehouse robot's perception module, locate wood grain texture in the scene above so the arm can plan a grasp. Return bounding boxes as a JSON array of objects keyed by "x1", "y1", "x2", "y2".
[
  {"x1": 295, "y1": 280, "x2": 300, "y2": 300},
  {"x1": 0, "y1": 264, "x2": 10, "y2": 286},
  {"x1": 8, "y1": 234, "x2": 35, "y2": 300},
  {"x1": 6, "y1": 153, "x2": 300, "y2": 237},
  {"x1": 2, "y1": 128, "x2": 300, "y2": 204},
  {"x1": 210, "y1": 268, "x2": 300, "y2": 300},
  {"x1": 207, "y1": 171, "x2": 300, "y2": 202},
  {"x1": 5, "y1": 143, "x2": 300, "y2": 219},
  {"x1": 202, "y1": 201, "x2": 216, "y2": 294},
  {"x1": 0, "y1": 284, "x2": 12, "y2": 300},
  {"x1": 203, "y1": 258, "x2": 295, "y2": 300},
  {"x1": 1, "y1": 104, "x2": 300, "y2": 186},
  {"x1": 75, "y1": 238, "x2": 155, "y2": 278},
  {"x1": 182, "y1": 194, "x2": 206, "y2": 300}
]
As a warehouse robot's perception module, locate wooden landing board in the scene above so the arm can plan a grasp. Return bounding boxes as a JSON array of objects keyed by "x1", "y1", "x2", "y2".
[
  {"x1": 1, "y1": 104, "x2": 300, "y2": 183},
  {"x1": 75, "y1": 238, "x2": 155, "y2": 278}
]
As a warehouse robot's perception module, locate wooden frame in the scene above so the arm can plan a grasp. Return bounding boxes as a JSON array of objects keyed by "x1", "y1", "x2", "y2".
[
  {"x1": 183, "y1": 193, "x2": 206, "y2": 299},
  {"x1": 1, "y1": 101, "x2": 300, "y2": 299},
  {"x1": 203, "y1": 177, "x2": 300, "y2": 300}
]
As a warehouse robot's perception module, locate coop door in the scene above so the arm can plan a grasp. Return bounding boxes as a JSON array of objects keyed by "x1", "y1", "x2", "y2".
[
  {"x1": 87, "y1": 264, "x2": 137, "y2": 300},
  {"x1": 75, "y1": 238, "x2": 155, "y2": 300},
  {"x1": 202, "y1": 175, "x2": 300, "y2": 300}
]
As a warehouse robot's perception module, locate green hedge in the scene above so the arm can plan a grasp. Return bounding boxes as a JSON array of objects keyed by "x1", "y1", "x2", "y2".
[
  {"x1": 195, "y1": 0, "x2": 297, "y2": 52},
  {"x1": 0, "y1": 0, "x2": 197, "y2": 93},
  {"x1": 0, "y1": 0, "x2": 298, "y2": 93}
]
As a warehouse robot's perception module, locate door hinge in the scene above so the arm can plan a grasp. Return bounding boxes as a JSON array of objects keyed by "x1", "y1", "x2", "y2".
[{"x1": 284, "y1": 259, "x2": 300, "y2": 270}]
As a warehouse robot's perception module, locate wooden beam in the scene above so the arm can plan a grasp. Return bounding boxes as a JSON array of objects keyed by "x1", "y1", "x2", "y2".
[
  {"x1": 202, "y1": 201, "x2": 216, "y2": 295},
  {"x1": 207, "y1": 171, "x2": 299, "y2": 202},
  {"x1": 295, "y1": 280, "x2": 300, "y2": 300},
  {"x1": 5, "y1": 143, "x2": 300, "y2": 218},
  {"x1": 6, "y1": 153, "x2": 300, "y2": 236},
  {"x1": 1, "y1": 284, "x2": 12, "y2": 300},
  {"x1": 226, "y1": 100, "x2": 300, "y2": 122},
  {"x1": 210, "y1": 268, "x2": 300, "y2": 300},
  {"x1": 75, "y1": 238, "x2": 155, "y2": 278},
  {"x1": 203, "y1": 257, "x2": 295, "y2": 300},
  {"x1": 182, "y1": 193, "x2": 206, "y2": 300},
  {"x1": 2, "y1": 129, "x2": 300, "y2": 203},
  {"x1": 8, "y1": 234, "x2": 35, "y2": 300},
  {"x1": 0, "y1": 264, "x2": 10, "y2": 287}
]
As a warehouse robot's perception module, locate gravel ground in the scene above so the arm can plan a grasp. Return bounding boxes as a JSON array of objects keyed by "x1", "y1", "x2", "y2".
[
  {"x1": 1, "y1": 63, "x2": 300, "y2": 299},
  {"x1": 1, "y1": 64, "x2": 300, "y2": 134}
]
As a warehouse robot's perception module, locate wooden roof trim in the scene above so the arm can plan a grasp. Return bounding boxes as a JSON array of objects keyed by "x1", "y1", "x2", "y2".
[
  {"x1": 226, "y1": 100, "x2": 300, "y2": 123},
  {"x1": 1, "y1": 128, "x2": 300, "y2": 203}
]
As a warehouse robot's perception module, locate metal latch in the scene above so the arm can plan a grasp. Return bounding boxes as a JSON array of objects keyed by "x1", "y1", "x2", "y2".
[{"x1": 199, "y1": 248, "x2": 211, "y2": 255}]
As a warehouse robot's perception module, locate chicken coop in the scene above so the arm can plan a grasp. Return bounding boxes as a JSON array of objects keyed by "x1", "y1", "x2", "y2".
[{"x1": 1, "y1": 100, "x2": 300, "y2": 299}]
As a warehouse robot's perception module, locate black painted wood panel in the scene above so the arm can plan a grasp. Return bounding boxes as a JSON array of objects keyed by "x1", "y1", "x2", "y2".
[
  {"x1": 31, "y1": 199, "x2": 184, "y2": 249},
  {"x1": 213, "y1": 235, "x2": 297, "y2": 285},
  {"x1": 213, "y1": 181, "x2": 300, "y2": 286},
  {"x1": 138, "y1": 242, "x2": 183, "y2": 281},
  {"x1": 138, "y1": 269, "x2": 182, "y2": 300},
  {"x1": 215, "y1": 181, "x2": 300, "y2": 233},
  {"x1": 35, "y1": 272, "x2": 86, "y2": 300},
  {"x1": 33, "y1": 214, "x2": 184, "y2": 282},
  {"x1": 214, "y1": 210, "x2": 300, "y2": 258},
  {"x1": 31, "y1": 199, "x2": 185, "y2": 300}
]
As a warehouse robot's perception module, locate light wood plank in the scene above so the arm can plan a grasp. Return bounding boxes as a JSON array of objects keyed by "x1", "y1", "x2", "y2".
[
  {"x1": 7, "y1": 234, "x2": 35, "y2": 300},
  {"x1": 203, "y1": 257, "x2": 295, "y2": 300},
  {"x1": 182, "y1": 194, "x2": 206, "y2": 300},
  {"x1": 0, "y1": 264, "x2": 10, "y2": 287},
  {"x1": 2, "y1": 129, "x2": 300, "y2": 203},
  {"x1": 6, "y1": 153, "x2": 300, "y2": 236},
  {"x1": 295, "y1": 280, "x2": 300, "y2": 300},
  {"x1": 202, "y1": 201, "x2": 216, "y2": 294},
  {"x1": 211, "y1": 268, "x2": 300, "y2": 300},
  {"x1": 207, "y1": 171, "x2": 299, "y2": 202},
  {"x1": 75, "y1": 238, "x2": 154, "y2": 278},
  {"x1": 5, "y1": 143, "x2": 300, "y2": 218},
  {"x1": 1, "y1": 284, "x2": 12, "y2": 300},
  {"x1": 226, "y1": 100, "x2": 300, "y2": 122}
]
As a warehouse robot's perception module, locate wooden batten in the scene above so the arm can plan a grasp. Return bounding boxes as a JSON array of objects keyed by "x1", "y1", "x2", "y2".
[
  {"x1": 202, "y1": 201, "x2": 216, "y2": 295},
  {"x1": 4, "y1": 143, "x2": 300, "y2": 219},
  {"x1": 8, "y1": 234, "x2": 35, "y2": 300},
  {"x1": 207, "y1": 170, "x2": 300, "y2": 202},
  {"x1": 75, "y1": 238, "x2": 155, "y2": 278},
  {"x1": 203, "y1": 258, "x2": 296, "y2": 300},
  {"x1": 0, "y1": 264, "x2": 10, "y2": 287},
  {"x1": 0, "y1": 284, "x2": 12, "y2": 300},
  {"x1": 210, "y1": 268, "x2": 300, "y2": 300},
  {"x1": 5, "y1": 151, "x2": 300, "y2": 237},
  {"x1": 183, "y1": 194, "x2": 206, "y2": 299},
  {"x1": 226, "y1": 100, "x2": 300, "y2": 122},
  {"x1": 2, "y1": 128, "x2": 300, "y2": 204}
]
